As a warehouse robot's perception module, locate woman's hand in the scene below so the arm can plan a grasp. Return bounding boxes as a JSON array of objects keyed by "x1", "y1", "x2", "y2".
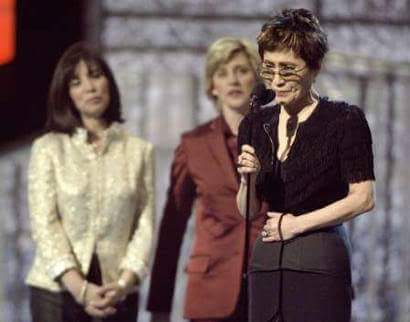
[
  {"x1": 97, "y1": 270, "x2": 139, "y2": 307},
  {"x1": 261, "y1": 212, "x2": 301, "y2": 242},
  {"x1": 236, "y1": 144, "x2": 262, "y2": 217},
  {"x1": 237, "y1": 144, "x2": 261, "y2": 183},
  {"x1": 83, "y1": 282, "x2": 117, "y2": 317},
  {"x1": 97, "y1": 281, "x2": 130, "y2": 307}
]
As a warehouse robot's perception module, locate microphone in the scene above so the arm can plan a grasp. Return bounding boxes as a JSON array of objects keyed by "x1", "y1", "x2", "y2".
[{"x1": 250, "y1": 82, "x2": 275, "y2": 113}]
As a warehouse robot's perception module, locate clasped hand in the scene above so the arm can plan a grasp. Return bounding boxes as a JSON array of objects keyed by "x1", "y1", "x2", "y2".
[{"x1": 82, "y1": 282, "x2": 129, "y2": 317}]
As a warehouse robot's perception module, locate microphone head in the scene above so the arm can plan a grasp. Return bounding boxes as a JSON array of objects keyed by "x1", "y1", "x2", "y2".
[{"x1": 251, "y1": 82, "x2": 275, "y2": 105}]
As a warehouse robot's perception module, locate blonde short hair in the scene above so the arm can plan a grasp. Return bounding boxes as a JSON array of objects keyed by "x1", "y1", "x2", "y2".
[{"x1": 205, "y1": 37, "x2": 260, "y2": 101}]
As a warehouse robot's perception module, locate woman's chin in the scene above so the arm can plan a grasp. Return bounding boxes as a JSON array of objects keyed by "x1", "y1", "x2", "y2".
[
  {"x1": 223, "y1": 98, "x2": 250, "y2": 111},
  {"x1": 81, "y1": 105, "x2": 108, "y2": 119},
  {"x1": 275, "y1": 94, "x2": 297, "y2": 107}
]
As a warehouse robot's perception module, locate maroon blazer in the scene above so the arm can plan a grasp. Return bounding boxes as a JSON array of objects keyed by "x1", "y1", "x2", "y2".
[{"x1": 147, "y1": 116, "x2": 265, "y2": 319}]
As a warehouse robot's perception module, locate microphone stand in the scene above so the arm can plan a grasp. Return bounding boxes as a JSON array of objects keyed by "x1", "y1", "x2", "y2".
[
  {"x1": 241, "y1": 84, "x2": 274, "y2": 322},
  {"x1": 242, "y1": 94, "x2": 260, "y2": 322}
]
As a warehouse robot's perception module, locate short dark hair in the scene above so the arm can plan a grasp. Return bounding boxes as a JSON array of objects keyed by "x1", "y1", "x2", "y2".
[
  {"x1": 46, "y1": 42, "x2": 123, "y2": 134},
  {"x1": 257, "y1": 8, "x2": 328, "y2": 70}
]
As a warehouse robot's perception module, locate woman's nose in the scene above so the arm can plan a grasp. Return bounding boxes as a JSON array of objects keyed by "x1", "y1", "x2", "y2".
[
  {"x1": 271, "y1": 72, "x2": 285, "y2": 87},
  {"x1": 228, "y1": 71, "x2": 240, "y2": 84},
  {"x1": 82, "y1": 77, "x2": 96, "y2": 91}
]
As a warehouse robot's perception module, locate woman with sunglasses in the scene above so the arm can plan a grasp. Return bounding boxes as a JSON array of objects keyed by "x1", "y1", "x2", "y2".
[{"x1": 236, "y1": 8, "x2": 375, "y2": 322}]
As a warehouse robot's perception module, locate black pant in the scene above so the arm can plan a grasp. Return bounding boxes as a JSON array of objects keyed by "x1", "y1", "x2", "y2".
[
  {"x1": 249, "y1": 269, "x2": 351, "y2": 322},
  {"x1": 30, "y1": 255, "x2": 139, "y2": 322}
]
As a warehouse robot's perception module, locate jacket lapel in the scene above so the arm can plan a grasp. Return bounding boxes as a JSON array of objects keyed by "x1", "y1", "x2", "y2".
[{"x1": 205, "y1": 117, "x2": 239, "y2": 191}]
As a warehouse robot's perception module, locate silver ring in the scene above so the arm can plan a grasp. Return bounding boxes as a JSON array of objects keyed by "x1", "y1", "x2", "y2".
[{"x1": 261, "y1": 230, "x2": 269, "y2": 237}]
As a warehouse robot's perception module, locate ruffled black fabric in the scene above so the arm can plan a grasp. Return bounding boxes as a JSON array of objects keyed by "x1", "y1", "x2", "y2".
[{"x1": 238, "y1": 97, "x2": 375, "y2": 214}]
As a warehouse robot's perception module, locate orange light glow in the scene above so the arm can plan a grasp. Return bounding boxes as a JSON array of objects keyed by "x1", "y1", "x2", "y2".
[{"x1": 0, "y1": 0, "x2": 16, "y2": 65}]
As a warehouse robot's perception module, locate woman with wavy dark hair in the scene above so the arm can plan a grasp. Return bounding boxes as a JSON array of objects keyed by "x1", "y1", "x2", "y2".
[
  {"x1": 26, "y1": 42, "x2": 155, "y2": 322},
  {"x1": 236, "y1": 8, "x2": 375, "y2": 322}
]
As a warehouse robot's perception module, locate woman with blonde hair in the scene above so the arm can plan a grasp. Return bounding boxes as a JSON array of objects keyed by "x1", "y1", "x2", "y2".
[{"x1": 148, "y1": 37, "x2": 264, "y2": 322}]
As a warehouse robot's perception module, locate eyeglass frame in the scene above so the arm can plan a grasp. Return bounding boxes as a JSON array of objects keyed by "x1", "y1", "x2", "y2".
[{"x1": 259, "y1": 61, "x2": 308, "y2": 82}]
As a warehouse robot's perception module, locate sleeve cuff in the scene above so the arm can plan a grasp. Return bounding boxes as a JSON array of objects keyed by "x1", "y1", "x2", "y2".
[
  {"x1": 45, "y1": 254, "x2": 77, "y2": 281},
  {"x1": 119, "y1": 258, "x2": 148, "y2": 282}
]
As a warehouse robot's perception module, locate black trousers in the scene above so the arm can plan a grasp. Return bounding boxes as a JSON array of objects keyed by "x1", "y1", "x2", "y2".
[
  {"x1": 249, "y1": 269, "x2": 352, "y2": 322},
  {"x1": 30, "y1": 255, "x2": 139, "y2": 322}
]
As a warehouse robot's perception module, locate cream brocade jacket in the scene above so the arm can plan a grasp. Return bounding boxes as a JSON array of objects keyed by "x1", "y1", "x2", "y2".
[{"x1": 26, "y1": 123, "x2": 155, "y2": 292}]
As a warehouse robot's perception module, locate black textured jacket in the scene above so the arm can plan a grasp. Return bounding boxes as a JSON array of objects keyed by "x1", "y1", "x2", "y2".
[{"x1": 238, "y1": 97, "x2": 375, "y2": 278}]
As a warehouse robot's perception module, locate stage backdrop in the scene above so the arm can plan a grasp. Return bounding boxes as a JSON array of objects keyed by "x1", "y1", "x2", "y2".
[{"x1": 0, "y1": 1, "x2": 409, "y2": 322}]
